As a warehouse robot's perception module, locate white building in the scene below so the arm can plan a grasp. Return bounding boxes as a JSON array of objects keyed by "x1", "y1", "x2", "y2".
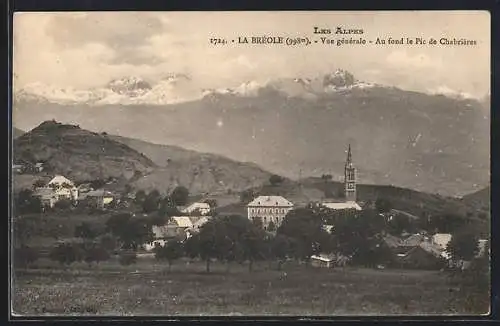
[
  {"x1": 431, "y1": 233, "x2": 452, "y2": 251},
  {"x1": 179, "y1": 202, "x2": 211, "y2": 215},
  {"x1": 321, "y1": 201, "x2": 362, "y2": 211},
  {"x1": 247, "y1": 195, "x2": 294, "y2": 230},
  {"x1": 47, "y1": 175, "x2": 79, "y2": 201},
  {"x1": 33, "y1": 175, "x2": 79, "y2": 207}
]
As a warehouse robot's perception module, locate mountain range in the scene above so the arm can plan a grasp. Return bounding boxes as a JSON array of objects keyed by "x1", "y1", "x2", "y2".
[{"x1": 13, "y1": 70, "x2": 490, "y2": 197}]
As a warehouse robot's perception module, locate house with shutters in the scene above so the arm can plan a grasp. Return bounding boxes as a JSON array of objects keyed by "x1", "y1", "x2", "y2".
[
  {"x1": 33, "y1": 175, "x2": 79, "y2": 208},
  {"x1": 247, "y1": 195, "x2": 294, "y2": 230}
]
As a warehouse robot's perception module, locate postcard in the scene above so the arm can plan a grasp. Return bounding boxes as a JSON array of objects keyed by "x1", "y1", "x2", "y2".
[{"x1": 11, "y1": 11, "x2": 490, "y2": 317}]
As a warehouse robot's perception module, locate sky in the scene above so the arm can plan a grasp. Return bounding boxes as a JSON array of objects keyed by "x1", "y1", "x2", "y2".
[{"x1": 13, "y1": 11, "x2": 490, "y2": 98}]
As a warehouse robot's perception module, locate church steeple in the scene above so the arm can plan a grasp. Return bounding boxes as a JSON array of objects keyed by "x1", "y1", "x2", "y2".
[
  {"x1": 344, "y1": 144, "x2": 357, "y2": 202},
  {"x1": 346, "y1": 144, "x2": 352, "y2": 168}
]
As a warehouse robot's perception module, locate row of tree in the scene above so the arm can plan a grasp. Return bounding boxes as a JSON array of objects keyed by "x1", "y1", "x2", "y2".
[
  {"x1": 14, "y1": 205, "x2": 488, "y2": 274},
  {"x1": 149, "y1": 209, "x2": 395, "y2": 273}
]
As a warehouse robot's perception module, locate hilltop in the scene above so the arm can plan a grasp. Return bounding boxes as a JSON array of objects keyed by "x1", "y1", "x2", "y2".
[
  {"x1": 461, "y1": 186, "x2": 490, "y2": 212},
  {"x1": 13, "y1": 122, "x2": 276, "y2": 196},
  {"x1": 109, "y1": 135, "x2": 275, "y2": 195},
  {"x1": 13, "y1": 121, "x2": 156, "y2": 183},
  {"x1": 13, "y1": 70, "x2": 489, "y2": 197}
]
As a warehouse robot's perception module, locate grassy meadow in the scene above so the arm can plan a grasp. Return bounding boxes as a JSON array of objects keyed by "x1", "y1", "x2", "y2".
[{"x1": 12, "y1": 256, "x2": 489, "y2": 316}]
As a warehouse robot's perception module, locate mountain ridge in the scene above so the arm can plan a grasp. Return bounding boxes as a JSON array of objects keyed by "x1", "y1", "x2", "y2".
[
  {"x1": 13, "y1": 71, "x2": 489, "y2": 197},
  {"x1": 13, "y1": 120, "x2": 157, "y2": 183},
  {"x1": 14, "y1": 69, "x2": 486, "y2": 107},
  {"x1": 12, "y1": 121, "x2": 277, "y2": 196}
]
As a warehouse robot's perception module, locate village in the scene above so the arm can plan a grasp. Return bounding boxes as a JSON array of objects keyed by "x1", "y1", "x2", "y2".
[{"x1": 12, "y1": 145, "x2": 489, "y2": 273}]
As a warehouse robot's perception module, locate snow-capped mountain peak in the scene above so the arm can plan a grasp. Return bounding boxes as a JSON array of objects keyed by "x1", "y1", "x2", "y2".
[
  {"x1": 106, "y1": 76, "x2": 152, "y2": 97},
  {"x1": 15, "y1": 69, "x2": 479, "y2": 106}
]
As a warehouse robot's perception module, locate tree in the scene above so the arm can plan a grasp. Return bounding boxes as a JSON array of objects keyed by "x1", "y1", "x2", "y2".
[
  {"x1": 154, "y1": 240, "x2": 184, "y2": 273},
  {"x1": 158, "y1": 196, "x2": 179, "y2": 217},
  {"x1": 49, "y1": 243, "x2": 84, "y2": 267},
  {"x1": 142, "y1": 189, "x2": 161, "y2": 213},
  {"x1": 171, "y1": 186, "x2": 189, "y2": 206},
  {"x1": 74, "y1": 222, "x2": 98, "y2": 240},
  {"x1": 15, "y1": 189, "x2": 42, "y2": 215},
  {"x1": 387, "y1": 214, "x2": 411, "y2": 236},
  {"x1": 332, "y1": 209, "x2": 387, "y2": 266},
  {"x1": 252, "y1": 216, "x2": 263, "y2": 229},
  {"x1": 14, "y1": 246, "x2": 39, "y2": 269},
  {"x1": 84, "y1": 246, "x2": 110, "y2": 266},
  {"x1": 375, "y1": 198, "x2": 392, "y2": 214},
  {"x1": 184, "y1": 215, "x2": 266, "y2": 273},
  {"x1": 54, "y1": 198, "x2": 72, "y2": 211},
  {"x1": 134, "y1": 190, "x2": 147, "y2": 205},
  {"x1": 118, "y1": 251, "x2": 137, "y2": 266},
  {"x1": 122, "y1": 184, "x2": 132, "y2": 196},
  {"x1": 105, "y1": 213, "x2": 153, "y2": 250},
  {"x1": 269, "y1": 174, "x2": 284, "y2": 186},
  {"x1": 105, "y1": 213, "x2": 132, "y2": 235},
  {"x1": 268, "y1": 234, "x2": 292, "y2": 270},
  {"x1": 204, "y1": 199, "x2": 218, "y2": 209},
  {"x1": 321, "y1": 174, "x2": 333, "y2": 182},
  {"x1": 118, "y1": 218, "x2": 154, "y2": 250},
  {"x1": 13, "y1": 217, "x2": 35, "y2": 247},
  {"x1": 240, "y1": 189, "x2": 257, "y2": 203},
  {"x1": 89, "y1": 179, "x2": 106, "y2": 190},
  {"x1": 277, "y1": 208, "x2": 331, "y2": 264},
  {"x1": 99, "y1": 234, "x2": 118, "y2": 252},
  {"x1": 32, "y1": 180, "x2": 46, "y2": 189},
  {"x1": 184, "y1": 218, "x2": 230, "y2": 273},
  {"x1": 446, "y1": 232, "x2": 479, "y2": 263},
  {"x1": 149, "y1": 213, "x2": 169, "y2": 226},
  {"x1": 267, "y1": 221, "x2": 276, "y2": 232},
  {"x1": 236, "y1": 218, "x2": 268, "y2": 272}
]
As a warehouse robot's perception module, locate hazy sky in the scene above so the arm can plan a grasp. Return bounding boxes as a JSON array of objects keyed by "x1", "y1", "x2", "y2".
[{"x1": 13, "y1": 11, "x2": 490, "y2": 97}]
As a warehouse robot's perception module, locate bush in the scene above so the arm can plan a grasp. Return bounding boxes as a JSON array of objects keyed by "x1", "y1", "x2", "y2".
[
  {"x1": 74, "y1": 222, "x2": 99, "y2": 240},
  {"x1": 118, "y1": 251, "x2": 137, "y2": 266},
  {"x1": 99, "y1": 234, "x2": 118, "y2": 252},
  {"x1": 54, "y1": 198, "x2": 73, "y2": 211},
  {"x1": 84, "y1": 246, "x2": 110, "y2": 265},
  {"x1": 171, "y1": 186, "x2": 189, "y2": 206},
  {"x1": 49, "y1": 243, "x2": 85, "y2": 266},
  {"x1": 14, "y1": 246, "x2": 39, "y2": 268},
  {"x1": 269, "y1": 174, "x2": 284, "y2": 186},
  {"x1": 15, "y1": 189, "x2": 42, "y2": 215}
]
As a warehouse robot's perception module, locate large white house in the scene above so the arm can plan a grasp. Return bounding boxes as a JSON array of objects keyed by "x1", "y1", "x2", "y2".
[
  {"x1": 33, "y1": 175, "x2": 79, "y2": 208},
  {"x1": 247, "y1": 195, "x2": 294, "y2": 230},
  {"x1": 179, "y1": 202, "x2": 211, "y2": 215},
  {"x1": 47, "y1": 175, "x2": 79, "y2": 201}
]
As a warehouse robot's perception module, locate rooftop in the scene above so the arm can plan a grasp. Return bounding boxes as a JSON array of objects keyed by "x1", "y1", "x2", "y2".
[
  {"x1": 322, "y1": 201, "x2": 362, "y2": 211},
  {"x1": 247, "y1": 195, "x2": 294, "y2": 207}
]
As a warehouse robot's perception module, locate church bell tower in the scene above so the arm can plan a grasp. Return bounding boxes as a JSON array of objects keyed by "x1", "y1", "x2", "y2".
[{"x1": 344, "y1": 144, "x2": 357, "y2": 202}]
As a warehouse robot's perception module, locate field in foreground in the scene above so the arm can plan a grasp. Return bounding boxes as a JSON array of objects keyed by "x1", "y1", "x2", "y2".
[{"x1": 12, "y1": 259, "x2": 489, "y2": 316}]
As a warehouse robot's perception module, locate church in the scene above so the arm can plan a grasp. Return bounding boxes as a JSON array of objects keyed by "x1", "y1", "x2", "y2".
[{"x1": 321, "y1": 144, "x2": 362, "y2": 212}]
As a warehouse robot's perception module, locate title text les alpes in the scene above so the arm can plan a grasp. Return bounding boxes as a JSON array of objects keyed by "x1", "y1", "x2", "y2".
[{"x1": 314, "y1": 26, "x2": 364, "y2": 35}]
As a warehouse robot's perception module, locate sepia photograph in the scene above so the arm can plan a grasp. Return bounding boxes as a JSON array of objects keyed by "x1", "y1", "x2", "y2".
[{"x1": 10, "y1": 11, "x2": 490, "y2": 316}]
